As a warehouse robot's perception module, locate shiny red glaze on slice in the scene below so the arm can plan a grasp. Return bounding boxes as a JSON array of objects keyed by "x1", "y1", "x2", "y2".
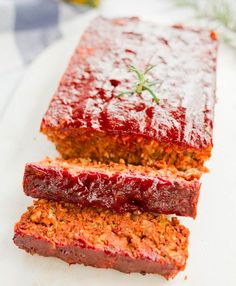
[{"x1": 23, "y1": 160, "x2": 200, "y2": 217}]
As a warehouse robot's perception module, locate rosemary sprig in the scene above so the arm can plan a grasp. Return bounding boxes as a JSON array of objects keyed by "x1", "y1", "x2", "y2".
[{"x1": 117, "y1": 65, "x2": 161, "y2": 104}]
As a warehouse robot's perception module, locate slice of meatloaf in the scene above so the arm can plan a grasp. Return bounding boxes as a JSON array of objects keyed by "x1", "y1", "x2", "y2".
[
  {"x1": 13, "y1": 199, "x2": 189, "y2": 279},
  {"x1": 23, "y1": 157, "x2": 201, "y2": 217},
  {"x1": 40, "y1": 17, "x2": 217, "y2": 172}
]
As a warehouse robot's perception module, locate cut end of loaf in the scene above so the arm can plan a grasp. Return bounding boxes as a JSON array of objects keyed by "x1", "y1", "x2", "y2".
[{"x1": 40, "y1": 126, "x2": 212, "y2": 172}]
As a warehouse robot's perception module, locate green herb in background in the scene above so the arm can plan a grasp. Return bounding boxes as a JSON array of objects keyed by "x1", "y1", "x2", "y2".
[
  {"x1": 173, "y1": 0, "x2": 236, "y2": 49},
  {"x1": 117, "y1": 65, "x2": 162, "y2": 104}
]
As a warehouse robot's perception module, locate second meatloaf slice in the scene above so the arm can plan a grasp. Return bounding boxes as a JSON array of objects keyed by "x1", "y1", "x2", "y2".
[{"x1": 23, "y1": 158, "x2": 201, "y2": 217}]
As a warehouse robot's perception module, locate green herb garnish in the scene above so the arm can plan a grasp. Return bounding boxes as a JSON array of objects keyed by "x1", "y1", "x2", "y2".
[{"x1": 117, "y1": 65, "x2": 161, "y2": 104}]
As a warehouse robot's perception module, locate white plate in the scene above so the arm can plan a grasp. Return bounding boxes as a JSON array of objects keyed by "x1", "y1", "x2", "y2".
[{"x1": 1, "y1": 13, "x2": 236, "y2": 286}]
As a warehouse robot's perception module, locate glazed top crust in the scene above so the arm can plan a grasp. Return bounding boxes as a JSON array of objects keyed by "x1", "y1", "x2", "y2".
[{"x1": 41, "y1": 17, "x2": 217, "y2": 149}]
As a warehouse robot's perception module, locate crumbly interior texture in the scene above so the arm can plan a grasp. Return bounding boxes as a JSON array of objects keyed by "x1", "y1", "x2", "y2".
[
  {"x1": 41, "y1": 157, "x2": 202, "y2": 181},
  {"x1": 15, "y1": 199, "x2": 189, "y2": 267},
  {"x1": 42, "y1": 128, "x2": 211, "y2": 172}
]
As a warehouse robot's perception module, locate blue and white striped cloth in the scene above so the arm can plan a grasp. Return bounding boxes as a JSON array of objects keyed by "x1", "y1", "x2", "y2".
[{"x1": 0, "y1": 0, "x2": 94, "y2": 117}]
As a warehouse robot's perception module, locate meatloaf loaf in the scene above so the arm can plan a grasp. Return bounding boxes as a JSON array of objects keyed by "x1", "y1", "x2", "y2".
[
  {"x1": 13, "y1": 199, "x2": 189, "y2": 279},
  {"x1": 41, "y1": 17, "x2": 217, "y2": 171},
  {"x1": 23, "y1": 157, "x2": 201, "y2": 217}
]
